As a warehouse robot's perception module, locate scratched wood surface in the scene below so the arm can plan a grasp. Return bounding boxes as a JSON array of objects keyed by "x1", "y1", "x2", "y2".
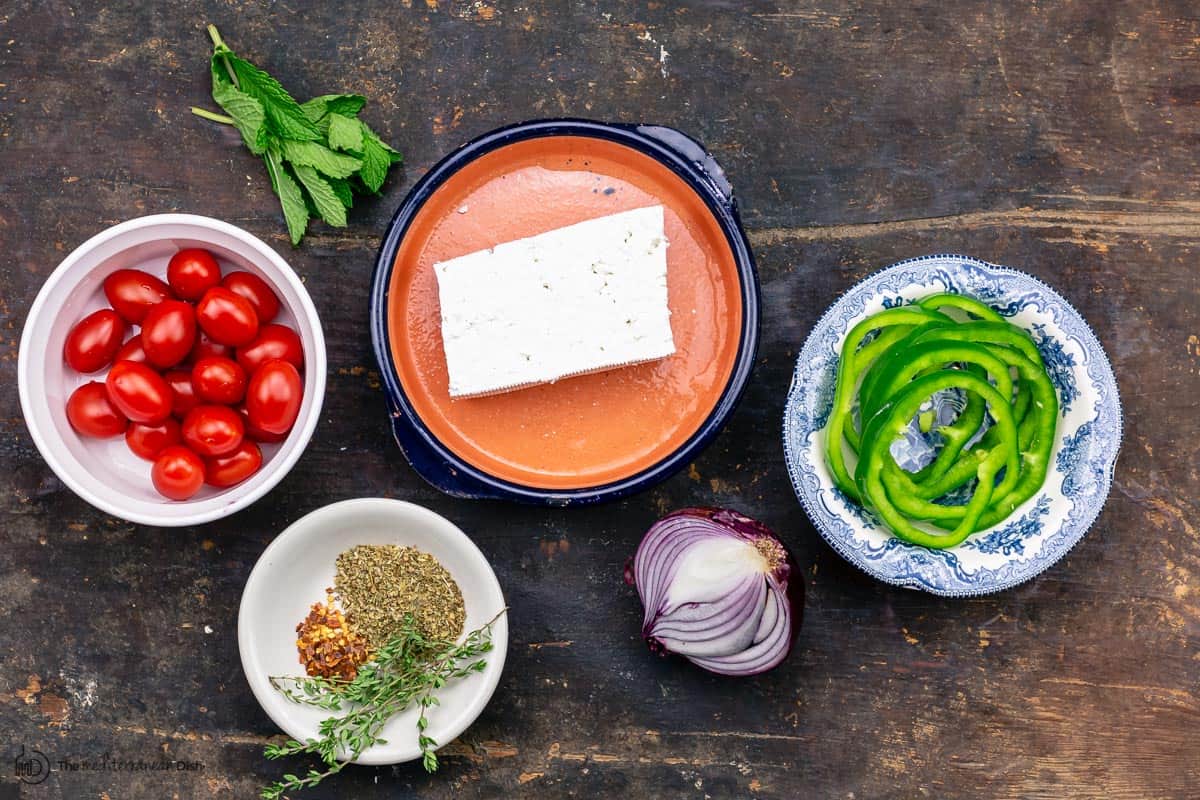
[{"x1": 1, "y1": 2, "x2": 1198, "y2": 798}]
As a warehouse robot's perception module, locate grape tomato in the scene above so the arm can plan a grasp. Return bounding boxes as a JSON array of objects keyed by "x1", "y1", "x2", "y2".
[
  {"x1": 66, "y1": 382, "x2": 128, "y2": 438},
  {"x1": 103, "y1": 269, "x2": 172, "y2": 324},
  {"x1": 64, "y1": 309, "x2": 127, "y2": 373},
  {"x1": 196, "y1": 287, "x2": 259, "y2": 347},
  {"x1": 105, "y1": 361, "x2": 172, "y2": 424}
]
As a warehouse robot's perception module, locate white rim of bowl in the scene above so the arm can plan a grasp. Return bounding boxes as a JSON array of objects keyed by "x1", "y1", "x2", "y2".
[
  {"x1": 17, "y1": 213, "x2": 326, "y2": 527},
  {"x1": 237, "y1": 498, "x2": 509, "y2": 765}
]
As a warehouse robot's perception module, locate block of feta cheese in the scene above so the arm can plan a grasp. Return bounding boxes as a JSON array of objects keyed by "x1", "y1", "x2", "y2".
[{"x1": 434, "y1": 205, "x2": 675, "y2": 398}]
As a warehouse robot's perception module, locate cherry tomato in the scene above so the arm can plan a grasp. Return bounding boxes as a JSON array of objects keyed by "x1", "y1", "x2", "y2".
[
  {"x1": 221, "y1": 271, "x2": 280, "y2": 323},
  {"x1": 66, "y1": 381, "x2": 128, "y2": 437},
  {"x1": 103, "y1": 269, "x2": 172, "y2": 324},
  {"x1": 236, "y1": 324, "x2": 304, "y2": 375},
  {"x1": 64, "y1": 309, "x2": 127, "y2": 373},
  {"x1": 125, "y1": 419, "x2": 182, "y2": 460},
  {"x1": 151, "y1": 446, "x2": 205, "y2": 500},
  {"x1": 140, "y1": 299, "x2": 197, "y2": 369},
  {"x1": 192, "y1": 357, "x2": 247, "y2": 405},
  {"x1": 164, "y1": 369, "x2": 199, "y2": 418},
  {"x1": 115, "y1": 335, "x2": 148, "y2": 364},
  {"x1": 167, "y1": 248, "x2": 222, "y2": 301},
  {"x1": 245, "y1": 359, "x2": 302, "y2": 436},
  {"x1": 237, "y1": 404, "x2": 288, "y2": 443},
  {"x1": 105, "y1": 360, "x2": 172, "y2": 424},
  {"x1": 181, "y1": 404, "x2": 244, "y2": 457},
  {"x1": 195, "y1": 287, "x2": 259, "y2": 347},
  {"x1": 204, "y1": 440, "x2": 263, "y2": 488},
  {"x1": 189, "y1": 331, "x2": 232, "y2": 363}
]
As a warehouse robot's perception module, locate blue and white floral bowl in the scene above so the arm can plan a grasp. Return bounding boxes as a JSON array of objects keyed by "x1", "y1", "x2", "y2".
[{"x1": 782, "y1": 255, "x2": 1122, "y2": 596}]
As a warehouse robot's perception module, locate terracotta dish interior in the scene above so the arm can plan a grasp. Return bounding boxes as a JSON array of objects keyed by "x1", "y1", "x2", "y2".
[{"x1": 386, "y1": 135, "x2": 743, "y2": 490}]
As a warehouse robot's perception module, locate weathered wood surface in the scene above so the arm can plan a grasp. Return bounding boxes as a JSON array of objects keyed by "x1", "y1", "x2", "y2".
[{"x1": 1, "y1": 2, "x2": 1198, "y2": 798}]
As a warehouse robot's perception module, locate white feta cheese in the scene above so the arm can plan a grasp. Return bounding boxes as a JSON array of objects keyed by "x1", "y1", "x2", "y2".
[{"x1": 434, "y1": 205, "x2": 675, "y2": 397}]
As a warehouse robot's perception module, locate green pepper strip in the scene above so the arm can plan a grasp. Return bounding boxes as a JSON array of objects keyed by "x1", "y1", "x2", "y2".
[
  {"x1": 880, "y1": 346, "x2": 1057, "y2": 527},
  {"x1": 883, "y1": 346, "x2": 1044, "y2": 502},
  {"x1": 919, "y1": 293, "x2": 1006, "y2": 322},
  {"x1": 824, "y1": 307, "x2": 951, "y2": 502},
  {"x1": 856, "y1": 320, "x2": 952, "y2": 429},
  {"x1": 842, "y1": 324, "x2": 916, "y2": 452},
  {"x1": 911, "y1": 321, "x2": 1043, "y2": 366},
  {"x1": 858, "y1": 341, "x2": 1014, "y2": 487},
  {"x1": 854, "y1": 370, "x2": 1018, "y2": 548},
  {"x1": 1011, "y1": 377, "x2": 1032, "y2": 423},
  {"x1": 968, "y1": 345, "x2": 1058, "y2": 529}
]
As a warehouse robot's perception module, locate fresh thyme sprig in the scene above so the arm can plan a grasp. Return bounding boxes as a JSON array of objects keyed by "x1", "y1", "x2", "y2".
[{"x1": 261, "y1": 610, "x2": 505, "y2": 799}]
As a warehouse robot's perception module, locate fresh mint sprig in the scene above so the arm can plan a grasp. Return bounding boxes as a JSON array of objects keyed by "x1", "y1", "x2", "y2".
[{"x1": 191, "y1": 25, "x2": 402, "y2": 244}]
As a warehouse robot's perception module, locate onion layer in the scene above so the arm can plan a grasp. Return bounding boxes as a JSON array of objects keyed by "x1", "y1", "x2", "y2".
[{"x1": 624, "y1": 508, "x2": 803, "y2": 676}]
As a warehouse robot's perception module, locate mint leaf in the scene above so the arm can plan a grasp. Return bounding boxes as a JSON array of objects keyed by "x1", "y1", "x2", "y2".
[
  {"x1": 357, "y1": 124, "x2": 392, "y2": 193},
  {"x1": 211, "y1": 77, "x2": 268, "y2": 154},
  {"x1": 280, "y1": 140, "x2": 362, "y2": 179},
  {"x1": 326, "y1": 113, "x2": 363, "y2": 152},
  {"x1": 300, "y1": 93, "x2": 366, "y2": 122},
  {"x1": 293, "y1": 164, "x2": 348, "y2": 228},
  {"x1": 327, "y1": 177, "x2": 354, "y2": 208},
  {"x1": 224, "y1": 51, "x2": 321, "y2": 142},
  {"x1": 265, "y1": 148, "x2": 309, "y2": 245},
  {"x1": 193, "y1": 26, "x2": 403, "y2": 245}
]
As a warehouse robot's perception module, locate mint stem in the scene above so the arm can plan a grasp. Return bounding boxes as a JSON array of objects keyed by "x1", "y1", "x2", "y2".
[
  {"x1": 206, "y1": 24, "x2": 240, "y2": 88},
  {"x1": 191, "y1": 107, "x2": 235, "y2": 125}
]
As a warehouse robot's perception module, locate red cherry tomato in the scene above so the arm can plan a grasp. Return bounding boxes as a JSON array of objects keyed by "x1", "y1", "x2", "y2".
[
  {"x1": 66, "y1": 381, "x2": 128, "y2": 437},
  {"x1": 115, "y1": 335, "x2": 148, "y2": 364},
  {"x1": 236, "y1": 324, "x2": 304, "y2": 375},
  {"x1": 64, "y1": 309, "x2": 127, "y2": 373},
  {"x1": 139, "y1": 300, "x2": 197, "y2": 369},
  {"x1": 167, "y1": 249, "x2": 222, "y2": 301},
  {"x1": 222, "y1": 271, "x2": 280, "y2": 323},
  {"x1": 181, "y1": 404, "x2": 244, "y2": 457},
  {"x1": 192, "y1": 357, "x2": 247, "y2": 405},
  {"x1": 164, "y1": 369, "x2": 199, "y2": 418},
  {"x1": 103, "y1": 269, "x2": 172, "y2": 324},
  {"x1": 189, "y1": 331, "x2": 232, "y2": 363},
  {"x1": 195, "y1": 287, "x2": 259, "y2": 347},
  {"x1": 125, "y1": 418, "x2": 182, "y2": 460},
  {"x1": 237, "y1": 404, "x2": 288, "y2": 443},
  {"x1": 151, "y1": 446, "x2": 205, "y2": 500},
  {"x1": 204, "y1": 440, "x2": 263, "y2": 488},
  {"x1": 245, "y1": 359, "x2": 302, "y2": 436},
  {"x1": 105, "y1": 361, "x2": 172, "y2": 424}
]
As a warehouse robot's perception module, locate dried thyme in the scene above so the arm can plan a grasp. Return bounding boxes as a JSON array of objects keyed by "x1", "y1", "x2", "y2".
[{"x1": 335, "y1": 545, "x2": 466, "y2": 647}]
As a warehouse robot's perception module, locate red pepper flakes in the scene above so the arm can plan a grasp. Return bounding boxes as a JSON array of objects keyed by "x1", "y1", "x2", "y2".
[{"x1": 295, "y1": 589, "x2": 371, "y2": 680}]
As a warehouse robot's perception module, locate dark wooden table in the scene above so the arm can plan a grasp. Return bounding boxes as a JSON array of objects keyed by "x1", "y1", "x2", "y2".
[{"x1": 3, "y1": 2, "x2": 1198, "y2": 798}]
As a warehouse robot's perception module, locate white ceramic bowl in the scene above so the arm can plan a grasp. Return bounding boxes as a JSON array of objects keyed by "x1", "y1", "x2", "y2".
[
  {"x1": 238, "y1": 498, "x2": 508, "y2": 765},
  {"x1": 18, "y1": 213, "x2": 326, "y2": 527}
]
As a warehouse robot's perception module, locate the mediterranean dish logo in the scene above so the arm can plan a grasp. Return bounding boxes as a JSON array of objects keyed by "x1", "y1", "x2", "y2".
[{"x1": 13, "y1": 746, "x2": 204, "y2": 784}]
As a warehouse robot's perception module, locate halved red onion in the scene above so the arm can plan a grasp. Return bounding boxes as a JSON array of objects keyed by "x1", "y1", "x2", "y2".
[{"x1": 624, "y1": 508, "x2": 803, "y2": 676}]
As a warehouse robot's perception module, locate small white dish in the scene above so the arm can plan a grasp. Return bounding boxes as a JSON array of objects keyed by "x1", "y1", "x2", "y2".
[
  {"x1": 18, "y1": 213, "x2": 326, "y2": 527},
  {"x1": 238, "y1": 498, "x2": 509, "y2": 766}
]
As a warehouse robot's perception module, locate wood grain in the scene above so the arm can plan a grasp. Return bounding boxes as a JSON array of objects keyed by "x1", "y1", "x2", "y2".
[{"x1": 1, "y1": 1, "x2": 1198, "y2": 798}]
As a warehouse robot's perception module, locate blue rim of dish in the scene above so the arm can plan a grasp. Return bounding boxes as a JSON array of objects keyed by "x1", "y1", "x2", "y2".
[{"x1": 369, "y1": 118, "x2": 760, "y2": 505}]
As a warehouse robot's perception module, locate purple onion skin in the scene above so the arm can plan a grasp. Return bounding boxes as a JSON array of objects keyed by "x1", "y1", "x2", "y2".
[{"x1": 625, "y1": 507, "x2": 804, "y2": 675}]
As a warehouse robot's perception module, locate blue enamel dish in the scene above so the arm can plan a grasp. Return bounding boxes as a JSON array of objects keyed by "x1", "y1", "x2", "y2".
[
  {"x1": 370, "y1": 119, "x2": 760, "y2": 505},
  {"x1": 782, "y1": 255, "x2": 1122, "y2": 596}
]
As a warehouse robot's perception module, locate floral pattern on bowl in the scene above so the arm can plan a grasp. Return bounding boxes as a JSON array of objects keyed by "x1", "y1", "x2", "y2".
[{"x1": 782, "y1": 254, "x2": 1122, "y2": 596}]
